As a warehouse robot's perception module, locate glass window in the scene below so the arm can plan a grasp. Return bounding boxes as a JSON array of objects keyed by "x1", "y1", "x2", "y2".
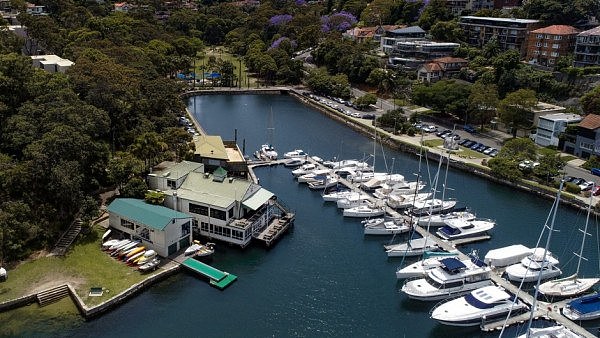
[
  {"x1": 181, "y1": 221, "x2": 190, "y2": 236},
  {"x1": 210, "y1": 208, "x2": 226, "y2": 220},
  {"x1": 167, "y1": 180, "x2": 176, "y2": 189},
  {"x1": 228, "y1": 208, "x2": 234, "y2": 219},
  {"x1": 121, "y1": 219, "x2": 134, "y2": 230},
  {"x1": 189, "y1": 203, "x2": 208, "y2": 216}
]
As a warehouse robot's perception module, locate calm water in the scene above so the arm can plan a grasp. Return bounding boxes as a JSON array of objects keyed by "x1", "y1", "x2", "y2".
[{"x1": 8, "y1": 94, "x2": 600, "y2": 337}]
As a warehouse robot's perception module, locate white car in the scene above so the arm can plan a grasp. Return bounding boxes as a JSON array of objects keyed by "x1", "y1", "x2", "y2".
[
  {"x1": 518, "y1": 160, "x2": 539, "y2": 170},
  {"x1": 579, "y1": 181, "x2": 595, "y2": 191},
  {"x1": 421, "y1": 125, "x2": 437, "y2": 133}
]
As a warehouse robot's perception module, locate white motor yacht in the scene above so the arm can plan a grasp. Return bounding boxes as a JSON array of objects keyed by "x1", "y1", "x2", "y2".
[
  {"x1": 336, "y1": 194, "x2": 373, "y2": 209},
  {"x1": 395, "y1": 251, "x2": 459, "y2": 279},
  {"x1": 291, "y1": 163, "x2": 317, "y2": 176},
  {"x1": 562, "y1": 293, "x2": 600, "y2": 321},
  {"x1": 505, "y1": 248, "x2": 562, "y2": 283},
  {"x1": 284, "y1": 149, "x2": 307, "y2": 158},
  {"x1": 259, "y1": 144, "x2": 277, "y2": 160},
  {"x1": 308, "y1": 176, "x2": 339, "y2": 190},
  {"x1": 435, "y1": 218, "x2": 495, "y2": 240},
  {"x1": 517, "y1": 325, "x2": 582, "y2": 338},
  {"x1": 401, "y1": 256, "x2": 493, "y2": 301},
  {"x1": 283, "y1": 158, "x2": 306, "y2": 167},
  {"x1": 416, "y1": 210, "x2": 476, "y2": 227},
  {"x1": 430, "y1": 285, "x2": 528, "y2": 327},
  {"x1": 297, "y1": 169, "x2": 331, "y2": 183},
  {"x1": 373, "y1": 181, "x2": 425, "y2": 198},
  {"x1": 484, "y1": 244, "x2": 532, "y2": 268}
]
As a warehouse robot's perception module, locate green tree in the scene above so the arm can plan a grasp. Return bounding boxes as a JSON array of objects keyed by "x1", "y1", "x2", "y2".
[
  {"x1": 487, "y1": 157, "x2": 523, "y2": 182},
  {"x1": 533, "y1": 151, "x2": 565, "y2": 183},
  {"x1": 417, "y1": 0, "x2": 452, "y2": 31},
  {"x1": 411, "y1": 80, "x2": 471, "y2": 116},
  {"x1": 496, "y1": 138, "x2": 538, "y2": 160},
  {"x1": 145, "y1": 190, "x2": 166, "y2": 205},
  {"x1": 429, "y1": 20, "x2": 463, "y2": 43},
  {"x1": 497, "y1": 89, "x2": 537, "y2": 137},
  {"x1": 120, "y1": 177, "x2": 148, "y2": 199},
  {"x1": 467, "y1": 81, "x2": 498, "y2": 129},
  {"x1": 580, "y1": 86, "x2": 600, "y2": 115},
  {"x1": 106, "y1": 152, "x2": 145, "y2": 189},
  {"x1": 354, "y1": 93, "x2": 378, "y2": 109},
  {"x1": 128, "y1": 132, "x2": 168, "y2": 171}
]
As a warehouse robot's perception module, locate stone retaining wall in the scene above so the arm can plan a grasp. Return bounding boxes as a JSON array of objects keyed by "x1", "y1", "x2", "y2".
[{"x1": 0, "y1": 293, "x2": 37, "y2": 312}]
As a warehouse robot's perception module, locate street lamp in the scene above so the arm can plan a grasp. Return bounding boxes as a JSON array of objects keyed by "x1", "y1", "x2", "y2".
[{"x1": 393, "y1": 117, "x2": 398, "y2": 135}]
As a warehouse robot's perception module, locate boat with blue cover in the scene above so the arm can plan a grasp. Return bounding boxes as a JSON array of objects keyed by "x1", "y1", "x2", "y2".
[{"x1": 562, "y1": 293, "x2": 600, "y2": 321}]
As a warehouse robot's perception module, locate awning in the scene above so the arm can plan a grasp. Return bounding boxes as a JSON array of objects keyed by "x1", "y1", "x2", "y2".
[{"x1": 242, "y1": 188, "x2": 274, "y2": 211}]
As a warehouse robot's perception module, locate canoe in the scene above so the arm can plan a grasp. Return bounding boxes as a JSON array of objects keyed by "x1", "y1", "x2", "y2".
[
  {"x1": 127, "y1": 250, "x2": 146, "y2": 264},
  {"x1": 137, "y1": 250, "x2": 157, "y2": 265},
  {"x1": 125, "y1": 246, "x2": 146, "y2": 259}
]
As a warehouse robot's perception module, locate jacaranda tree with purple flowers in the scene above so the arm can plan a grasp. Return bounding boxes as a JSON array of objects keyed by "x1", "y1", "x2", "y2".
[
  {"x1": 269, "y1": 14, "x2": 293, "y2": 26},
  {"x1": 320, "y1": 11, "x2": 357, "y2": 33}
]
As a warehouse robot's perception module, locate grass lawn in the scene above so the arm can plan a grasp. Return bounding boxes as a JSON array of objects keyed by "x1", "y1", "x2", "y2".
[
  {"x1": 561, "y1": 154, "x2": 578, "y2": 162},
  {"x1": 191, "y1": 46, "x2": 257, "y2": 88},
  {"x1": 0, "y1": 226, "x2": 151, "y2": 307}
]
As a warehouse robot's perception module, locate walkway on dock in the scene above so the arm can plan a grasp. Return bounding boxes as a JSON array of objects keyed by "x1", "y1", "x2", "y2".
[{"x1": 178, "y1": 257, "x2": 237, "y2": 290}]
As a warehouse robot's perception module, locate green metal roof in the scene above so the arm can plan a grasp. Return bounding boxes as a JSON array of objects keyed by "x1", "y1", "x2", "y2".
[
  {"x1": 242, "y1": 188, "x2": 274, "y2": 210},
  {"x1": 107, "y1": 198, "x2": 191, "y2": 231}
]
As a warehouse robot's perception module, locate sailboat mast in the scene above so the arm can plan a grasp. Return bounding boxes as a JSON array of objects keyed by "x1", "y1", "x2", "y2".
[
  {"x1": 574, "y1": 185, "x2": 594, "y2": 275},
  {"x1": 525, "y1": 180, "x2": 564, "y2": 334}
]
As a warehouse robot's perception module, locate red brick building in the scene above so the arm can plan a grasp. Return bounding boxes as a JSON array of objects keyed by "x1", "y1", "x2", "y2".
[{"x1": 525, "y1": 25, "x2": 579, "y2": 68}]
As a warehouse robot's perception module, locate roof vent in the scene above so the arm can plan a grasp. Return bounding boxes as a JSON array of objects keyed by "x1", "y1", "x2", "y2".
[
  {"x1": 229, "y1": 177, "x2": 234, "y2": 183},
  {"x1": 204, "y1": 173, "x2": 210, "y2": 178}
]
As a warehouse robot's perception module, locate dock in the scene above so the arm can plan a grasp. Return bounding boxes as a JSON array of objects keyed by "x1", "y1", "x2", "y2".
[
  {"x1": 180, "y1": 258, "x2": 237, "y2": 290},
  {"x1": 247, "y1": 155, "x2": 595, "y2": 337}
]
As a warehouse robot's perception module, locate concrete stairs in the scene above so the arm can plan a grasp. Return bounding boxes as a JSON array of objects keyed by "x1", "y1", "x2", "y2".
[
  {"x1": 51, "y1": 219, "x2": 82, "y2": 256},
  {"x1": 36, "y1": 285, "x2": 70, "y2": 307}
]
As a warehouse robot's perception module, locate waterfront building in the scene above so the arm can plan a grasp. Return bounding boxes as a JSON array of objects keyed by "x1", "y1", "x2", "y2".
[
  {"x1": 533, "y1": 113, "x2": 582, "y2": 147},
  {"x1": 107, "y1": 198, "x2": 193, "y2": 257},
  {"x1": 574, "y1": 26, "x2": 600, "y2": 67},
  {"x1": 193, "y1": 134, "x2": 249, "y2": 178},
  {"x1": 525, "y1": 25, "x2": 579, "y2": 68},
  {"x1": 148, "y1": 160, "x2": 289, "y2": 247},
  {"x1": 416, "y1": 57, "x2": 468, "y2": 83},
  {"x1": 381, "y1": 26, "x2": 426, "y2": 54},
  {"x1": 562, "y1": 114, "x2": 600, "y2": 159},
  {"x1": 459, "y1": 16, "x2": 541, "y2": 56}
]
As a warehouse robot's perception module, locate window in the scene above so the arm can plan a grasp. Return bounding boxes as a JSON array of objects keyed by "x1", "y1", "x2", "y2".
[
  {"x1": 189, "y1": 203, "x2": 208, "y2": 216},
  {"x1": 167, "y1": 179, "x2": 176, "y2": 189},
  {"x1": 554, "y1": 35, "x2": 562, "y2": 40},
  {"x1": 551, "y1": 52, "x2": 559, "y2": 57},
  {"x1": 232, "y1": 230, "x2": 244, "y2": 240},
  {"x1": 228, "y1": 208, "x2": 234, "y2": 219},
  {"x1": 200, "y1": 221, "x2": 209, "y2": 231},
  {"x1": 210, "y1": 208, "x2": 226, "y2": 220},
  {"x1": 541, "y1": 51, "x2": 547, "y2": 56},
  {"x1": 581, "y1": 141, "x2": 594, "y2": 151},
  {"x1": 545, "y1": 35, "x2": 550, "y2": 39},
  {"x1": 181, "y1": 221, "x2": 190, "y2": 236},
  {"x1": 533, "y1": 50, "x2": 539, "y2": 55},
  {"x1": 535, "y1": 42, "x2": 542, "y2": 47},
  {"x1": 536, "y1": 34, "x2": 543, "y2": 39},
  {"x1": 121, "y1": 219, "x2": 134, "y2": 230},
  {"x1": 139, "y1": 227, "x2": 150, "y2": 241},
  {"x1": 543, "y1": 42, "x2": 547, "y2": 47},
  {"x1": 552, "y1": 44, "x2": 559, "y2": 49}
]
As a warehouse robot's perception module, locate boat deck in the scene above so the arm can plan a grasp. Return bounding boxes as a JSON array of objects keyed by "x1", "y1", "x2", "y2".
[
  {"x1": 254, "y1": 212, "x2": 295, "y2": 246},
  {"x1": 180, "y1": 258, "x2": 237, "y2": 290}
]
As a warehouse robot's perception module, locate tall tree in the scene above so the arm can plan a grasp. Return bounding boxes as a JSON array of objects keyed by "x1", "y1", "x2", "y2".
[
  {"x1": 468, "y1": 81, "x2": 499, "y2": 129},
  {"x1": 498, "y1": 89, "x2": 538, "y2": 137}
]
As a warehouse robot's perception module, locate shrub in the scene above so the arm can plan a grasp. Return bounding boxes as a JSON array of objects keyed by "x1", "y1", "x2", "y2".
[{"x1": 564, "y1": 182, "x2": 581, "y2": 194}]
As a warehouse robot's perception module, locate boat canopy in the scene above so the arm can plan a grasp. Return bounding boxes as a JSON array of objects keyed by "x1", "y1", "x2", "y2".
[
  {"x1": 440, "y1": 258, "x2": 466, "y2": 273},
  {"x1": 242, "y1": 188, "x2": 274, "y2": 211}
]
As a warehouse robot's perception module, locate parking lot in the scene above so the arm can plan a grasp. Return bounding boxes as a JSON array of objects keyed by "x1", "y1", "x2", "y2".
[{"x1": 414, "y1": 123, "x2": 500, "y2": 158}]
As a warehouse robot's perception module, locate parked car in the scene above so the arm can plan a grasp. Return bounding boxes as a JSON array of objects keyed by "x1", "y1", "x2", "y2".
[
  {"x1": 463, "y1": 124, "x2": 477, "y2": 133},
  {"x1": 362, "y1": 114, "x2": 376, "y2": 120},
  {"x1": 421, "y1": 125, "x2": 437, "y2": 133},
  {"x1": 579, "y1": 181, "x2": 594, "y2": 191},
  {"x1": 459, "y1": 139, "x2": 471, "y2": 146},
  {"x1": 476, "y1": 145, "x2": 489, "y2": 153},
  {"x1": 591, "y1": 168, "x2": 600, "y2": 177},
  {"x1": 518, "y1": 160, "x2": 540, "y2": 170},
  {"x1": 483, "y1": 147, "x2": 495, "y2": 155},
  {"x1": 436, "y1": 129, "x2": 451, "y2": 137},
  {"x1": 444, "y1": 133, "x2": 460, "y2": 141},
  {"x1": 592, "y1": 186, "x2": 600, "y2": 196},
  {"x1": 463, "y1": 140, "x2": 476, "y2": 148},
  {"x1": 489, "y1": 149, "x2": 499, "y2": 157},
  {"x1": 570, "y1": 177, "x2": 585, "y2": 186},
  {"x1": 470, "y1": 142, "x2": 481, "y2": 150}
]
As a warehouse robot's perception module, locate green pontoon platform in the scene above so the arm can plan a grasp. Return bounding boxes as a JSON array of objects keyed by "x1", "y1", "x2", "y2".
[{"x1": 181, "y1": 258, "x2": 237, "y2": 290}]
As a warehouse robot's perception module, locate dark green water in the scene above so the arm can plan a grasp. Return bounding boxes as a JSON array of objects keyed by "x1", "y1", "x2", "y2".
[{"x1": 6, "y1": 94, "x2": 600, "y2": 337}]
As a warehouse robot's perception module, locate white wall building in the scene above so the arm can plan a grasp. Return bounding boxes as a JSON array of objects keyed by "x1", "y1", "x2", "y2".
[
  {"x1": 107, "y1": 198, "x2": 193, "y2": 257},
  {"x1": 31, "y1": 55, "x2": 74, "y2": 73},
  {"x1": 534, "y1": 112, "x2": 582, "y2": 147}
]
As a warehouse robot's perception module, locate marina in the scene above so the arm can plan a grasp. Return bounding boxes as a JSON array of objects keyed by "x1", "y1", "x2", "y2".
[{"x1": 5, "y1": 94, "x2": 600, "y2": 337}]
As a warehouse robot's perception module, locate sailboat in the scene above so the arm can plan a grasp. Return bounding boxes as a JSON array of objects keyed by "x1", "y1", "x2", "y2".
[
  {"x1": 501, "y1": 181, "x2": 582, "y2": 338},
  {"x1": 537, "y1": 189, "x2": 599, "y2": 297},
  {"x1": 255, "y1": 107, "x2": 278, "y2": 160}
]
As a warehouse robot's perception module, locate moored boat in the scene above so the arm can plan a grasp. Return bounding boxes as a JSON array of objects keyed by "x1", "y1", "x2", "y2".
[
  {"x1": 283, "y1": 158, "x2": 306, "y2": 167},
  {"x1": 401, "y1": 256, "x2": 493, "y2": 301},
  {"x1": 562, "y1": 293, "x2": 600, "y2": 321},
  {"x1": 435, "y1": 218, "x2": 495, "y2": 240},
  {"x1": 363, "y1": 218, "x2": 410, "y2": 235},
  {"x1": 505, "y1": 248, "x2": 562, "y2": 283},
  {"x1": 284, "y1": 149, "x2": 307, "y2": 159},
  {"x1": 385, "y1": 237, "x2": 440, "y2": 257},
  {"x1": 138, "y1": 258, "x2": 160, "y2": 273},
  {"x1": 136, "y1": 250, "x2": 157, "y2": 265},
  {"x1": 430, "y1": 285, "x2": 528, "y2": 327},
  {"x1": 484, "y1": 244, "x2": 531, "y2": 268},
  {"x1": 416, "y1": 210, "x2": 476, "y2": 227},
  {"x1": 395, "y1": 251, "x2": 459, "y2": 279},
  {"x1": 342, "y1": 205, "x2": 385, "y2": 218}
]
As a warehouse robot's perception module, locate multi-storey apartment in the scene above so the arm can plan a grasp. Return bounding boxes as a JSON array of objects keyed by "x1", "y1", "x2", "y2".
[
  {"x1": 387, "y1": 41, "x2": 460, "y2": 70},
  {"x1": 525, "y1": 25, "x2": 579, "y2": 67},
  {"x1": 381, "y1": 26, "x2": 426, "y2": 54},
  {"x1": 574, "y1": 26, "x2": 600, "y2": 67},
  {"x1": 459, "y1": 16, "x2": 541, "y2": 56},
  {"x1": 534, "y1": 113, "x2": 582, "y2": 147}
]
